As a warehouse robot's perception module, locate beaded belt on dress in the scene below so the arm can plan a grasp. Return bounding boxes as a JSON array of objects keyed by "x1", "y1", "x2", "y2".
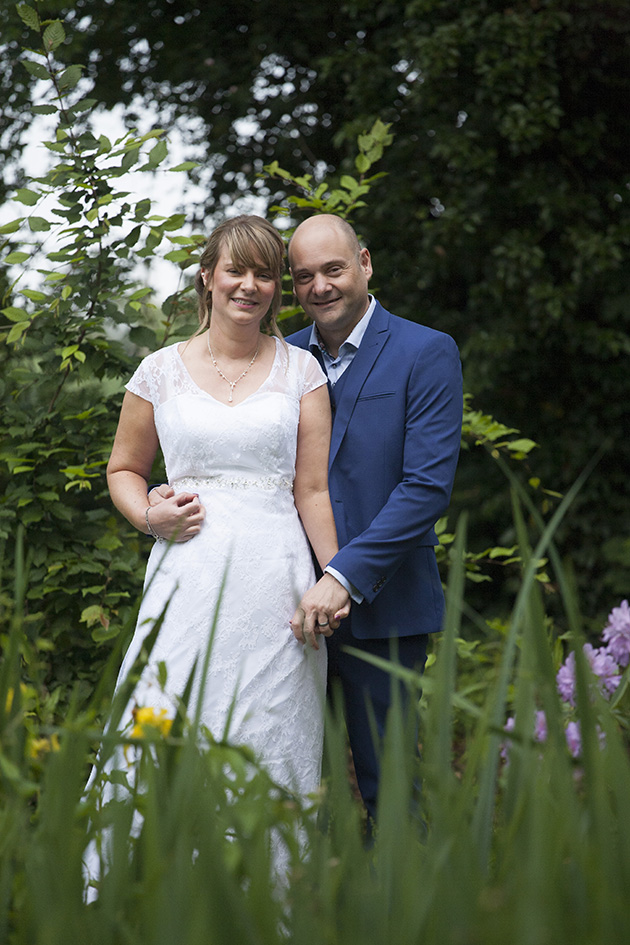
[{"x1": 172, "y1": 475, "x2": 293, "y2": 493}]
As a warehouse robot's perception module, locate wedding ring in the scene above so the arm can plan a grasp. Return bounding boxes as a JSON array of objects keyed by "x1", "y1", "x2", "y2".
[{"x1": 317, "y1": 619, "x2": 329, "y2": 627}]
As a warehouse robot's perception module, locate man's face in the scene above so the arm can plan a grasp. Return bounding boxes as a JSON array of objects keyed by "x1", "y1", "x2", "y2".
[{"x1": 289, "y1": 222, "x2": 372, "y2": 345}]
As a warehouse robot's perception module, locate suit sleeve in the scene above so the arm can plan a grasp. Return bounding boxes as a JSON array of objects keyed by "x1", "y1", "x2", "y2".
[{"x1": 327, "y1": 332, "x2": 462, "y2": 604}]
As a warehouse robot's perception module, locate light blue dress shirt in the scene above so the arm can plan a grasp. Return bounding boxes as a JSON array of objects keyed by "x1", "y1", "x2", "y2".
[{"x1": 308, "y1": 295, "x2": 376, "y2": 385}]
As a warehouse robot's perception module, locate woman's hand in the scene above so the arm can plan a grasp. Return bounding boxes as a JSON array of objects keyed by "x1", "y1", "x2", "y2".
[
  {"x1": 146, "y1": 491, "x2": 205, "y2": 543},
  {"x1": 290, "y1": 573, "x2": 351, "y2": 650}
]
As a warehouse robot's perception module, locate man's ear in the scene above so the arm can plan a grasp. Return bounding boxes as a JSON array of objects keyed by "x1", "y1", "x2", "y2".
[{"x1": 359, "y1": 248, "x2": 373, "y2": 280}]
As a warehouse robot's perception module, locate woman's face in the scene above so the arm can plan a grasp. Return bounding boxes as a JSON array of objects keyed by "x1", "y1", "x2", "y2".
[{"x1": 202, "y1": 247, "x2": 277, "y2": 329}]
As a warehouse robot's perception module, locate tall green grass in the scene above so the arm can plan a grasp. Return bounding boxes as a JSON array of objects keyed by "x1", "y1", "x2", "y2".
[{"x1": 1, "y1": 496, "x2": 629, "y2": 944}]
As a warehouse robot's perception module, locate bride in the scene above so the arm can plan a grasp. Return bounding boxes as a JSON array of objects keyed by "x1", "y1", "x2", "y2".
[{"x1": 99, "y1": 214, "x2": 348, "y2": 806}]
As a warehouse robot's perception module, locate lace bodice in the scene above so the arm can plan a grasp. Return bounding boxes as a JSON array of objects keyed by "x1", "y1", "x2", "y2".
[{"x1": 125, "y1": 337, "x2": 326, "y2": 486}]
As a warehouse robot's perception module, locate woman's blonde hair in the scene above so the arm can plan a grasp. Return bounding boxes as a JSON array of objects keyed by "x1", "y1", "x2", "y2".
[{"x1": 195, "y1": 215, "x2": 286, "y2": 342}]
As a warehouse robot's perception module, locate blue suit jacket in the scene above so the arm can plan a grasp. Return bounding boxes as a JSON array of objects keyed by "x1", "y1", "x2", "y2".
[{"x1": 288, "y1": 300, "x2": 463, "y2": 640}]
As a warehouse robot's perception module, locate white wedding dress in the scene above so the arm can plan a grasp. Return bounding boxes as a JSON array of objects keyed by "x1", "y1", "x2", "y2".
[{"x1": 110, "y1": 337, "x2": 328, "y2": 795}]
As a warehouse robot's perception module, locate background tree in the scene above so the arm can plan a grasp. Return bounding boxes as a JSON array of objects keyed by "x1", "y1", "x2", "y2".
[{"x1": 2, "y1": 0, "x2": 628, "y2": 628}]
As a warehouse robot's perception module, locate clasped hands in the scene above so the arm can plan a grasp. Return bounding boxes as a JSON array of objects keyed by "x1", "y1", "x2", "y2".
[
  {"x1": 147, "y1": 484, "x2": 205, "y2": 542},
  {"x1": 289, "y1": 572, "x2": 351, "y2": 651}
]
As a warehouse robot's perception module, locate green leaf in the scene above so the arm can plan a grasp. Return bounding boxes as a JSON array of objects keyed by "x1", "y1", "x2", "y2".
[
  {"x1": 163, "y1": 213, "x2": 186, "y2": 230},
  {"x1": 506, "y1": 438, "x2": 537, "y2": 454},
  {"x1": 0, "y1": 219, "x2": 23, "y2": 234},
  {"x1": 120, "y1": 147, "x2": 140, "y2": 172},
  {"x1": 17, "y1": 3, "x2": 39, "y2": 30},
  {"x1": 80, "y1": 604, "x2": 107, "y2": 628},
  {"x1": 28, "y1": 216, "x2": 51, "y2": 232},
  {"x1": 129, "y1": 325, "x2": 159, "y2": 348},
  {"x1": 134, "y1": 199, "x2": 151, "y2": 220},
  {"x1": 59, "y1": 65, "x2": 83, "y2": 90},
  {"x1": 94, "y1": 532, "x2": 122, "y2": 551},
  {"x1": 21, "y1": 59, "x2": 50, "y2": 81},
  {"x1": 2, "y1": 307, "x2": 30, "y2": 322},
  {"x1": 125, "y1": 225, "x2": 142, "y2": 246},
  {"x1": 32, "y1": 104, "x2": 57, "y2": 116},
  {"x1": 21, "y1": 289, "x2": 47, "y2": 302},
  {"x1": 7, "y1": 322, "x2": 29, "y2": 343},
  {"x1": 43, "y1": 20, "x2": 66, "y2": 52},
  {"x1": 164, "y1": 249, "x2": 191, "y2": 263},
  {"x1": 68, "y1": 98, "x2": 97, "y2": 115},
  {"x1": 127, "y1": 287, "x2": 152, "y2": 301},
  {"x1": 43, "y1": 141, "x2": 68, "y2": 154},
  {"x1": 4, "y1": 252, "x2": 30, "y2": 264},
  {"x1": 355, "y1": 153, "x2": 371, "y2": 174},
  {"x1": 143, "y1": 138, "x2": 168, "y2": 170},
  {"x1": 340, "y1": 175, "x2": 359, "y2": 191},
  {"x1": 168, "y1": 161, "x2": 200, "y2": 172}
]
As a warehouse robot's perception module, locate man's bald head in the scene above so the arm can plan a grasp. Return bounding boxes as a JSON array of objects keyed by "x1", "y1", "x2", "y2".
[
  {"x1": 288, "y1": 214, "x2": 362, "y2": 266},
  {"x1": 288, "y1": 214, "x2": 373, "y2": 356}
]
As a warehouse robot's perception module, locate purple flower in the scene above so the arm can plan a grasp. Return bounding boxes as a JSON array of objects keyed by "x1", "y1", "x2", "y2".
[
  {"x1": 565, "y1": 721, "x2": 581, "y2": 758},
  {"x1": 602, "y1": 599, "x2": 630, "y2": 667},
  {"x1": 501, "y1": 711, "x2": 547, "y2": 764},
  {"x1": 556, "y1": 644, "x2": 620, "y2": 707},
  {"x1": 534, "y1": 710, "x2": 547, "y2": 743},
  {"x1": 557, "y1": 652, "x2": 576, "y2": 706},
  {"x1": 565, "y1": 720, "x2": 606, "y2": 759},
  {"x1": 501, "y1": 716, "x2": 515, "y2": 762},
  {"x1": 587, "y1": 644, "x2": 621, "y2": 698}
]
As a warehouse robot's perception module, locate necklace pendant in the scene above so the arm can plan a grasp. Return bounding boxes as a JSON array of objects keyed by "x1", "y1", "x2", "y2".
[{"x1": 207, "y1": 333, "x2": 259, "y2": 405}]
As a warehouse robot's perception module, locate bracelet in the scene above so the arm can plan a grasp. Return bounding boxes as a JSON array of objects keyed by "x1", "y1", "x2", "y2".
[{"x1": 145, "y1": 507, "x2": 164, "y2": 542}]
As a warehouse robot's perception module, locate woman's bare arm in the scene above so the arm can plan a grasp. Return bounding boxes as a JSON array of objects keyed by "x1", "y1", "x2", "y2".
[{"x1": 107, "y1": 391, "x2": 204, "y2": 541}]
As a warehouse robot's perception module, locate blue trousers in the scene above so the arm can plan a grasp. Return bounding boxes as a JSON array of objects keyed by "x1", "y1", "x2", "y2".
[{"x1": 326, "y1": 621, "x2": 428, "y2": 823}]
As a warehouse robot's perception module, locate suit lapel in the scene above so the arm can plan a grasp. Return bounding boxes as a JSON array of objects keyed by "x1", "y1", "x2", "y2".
[{"x1": 329, "y1": 303, "x2": 391, "y2": 468}]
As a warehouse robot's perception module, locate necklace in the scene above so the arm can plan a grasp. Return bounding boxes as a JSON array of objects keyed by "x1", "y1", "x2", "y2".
[{"x1": 207, "y1": 334, "x2": 259, "y2": 403}]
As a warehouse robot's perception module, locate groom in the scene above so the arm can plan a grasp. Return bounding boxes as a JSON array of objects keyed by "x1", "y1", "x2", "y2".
[{"x1": 287, "y1": 214, "x2": 462, "y2": 823}]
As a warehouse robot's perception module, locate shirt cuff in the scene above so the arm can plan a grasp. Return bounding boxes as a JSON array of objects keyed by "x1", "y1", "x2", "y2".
[{"x1": 324, "y1": 566, "x2": 364, "y2": 605}]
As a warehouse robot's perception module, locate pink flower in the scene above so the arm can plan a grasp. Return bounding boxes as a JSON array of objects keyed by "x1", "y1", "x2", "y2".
[{"x1": 602, "y1": 599, "x2": 630, "y2": 667}]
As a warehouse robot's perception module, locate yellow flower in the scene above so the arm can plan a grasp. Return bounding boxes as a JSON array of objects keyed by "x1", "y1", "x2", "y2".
[
  {"x1": 28, "y1": 733, "x2": 60, "y2": 758},
  {"x1": 130, "y1": 705, "x2": 173, "y2": 739},
  {"x1": 5, "y1": 683, "x2": 34, "y2": 714}
]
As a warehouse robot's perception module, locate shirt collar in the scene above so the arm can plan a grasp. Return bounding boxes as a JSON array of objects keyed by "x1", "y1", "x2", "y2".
[{"x1": 308, "y1": 295, "x2": 376, "y2": 358}]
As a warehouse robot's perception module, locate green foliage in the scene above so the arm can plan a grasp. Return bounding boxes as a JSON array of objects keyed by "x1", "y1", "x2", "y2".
[
  {"x1": 0, "y1": 6, "x2": 201, "y2": 701},
  {"x1": 1, "y1": 485, "x2": 630, "y2": 943},
  {"x1": 265, "y1": 118, "x2": 392, "y2": 219}
]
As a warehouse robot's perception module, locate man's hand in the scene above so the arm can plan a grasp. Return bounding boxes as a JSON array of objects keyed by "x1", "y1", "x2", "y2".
[
  {"x1": 146, "y1": 490, "x2": 205, "y2": 543},
  {"x1": 290, "y1": 573, "x2": 351, "y2": 650}
]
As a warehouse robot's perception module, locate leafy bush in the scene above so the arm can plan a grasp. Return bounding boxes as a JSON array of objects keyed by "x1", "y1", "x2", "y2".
[{"x1": 0, "y1": 4, "x2": 201, "y2": 707}]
